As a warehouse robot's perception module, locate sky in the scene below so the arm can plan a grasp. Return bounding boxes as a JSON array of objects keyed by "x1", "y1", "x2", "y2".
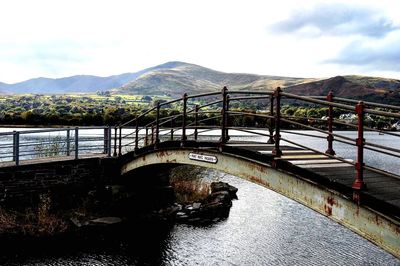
[{"x1": 0, "y1": 0, "x2": 399, "y2": 83}]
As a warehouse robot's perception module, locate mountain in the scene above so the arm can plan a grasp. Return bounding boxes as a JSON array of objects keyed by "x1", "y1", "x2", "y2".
[
  {"x1": 115, "y1": 61, "x2": 313, "y2": 97},
  {"x1": 0, "y1": 61, "x2": 185, "y2": 94},
  {"x1": 286, "y1": 75, "x2": 400, "y2": 104},
  {"x1": 1, "y1": 61, "x2": 399, "y2": 105}
]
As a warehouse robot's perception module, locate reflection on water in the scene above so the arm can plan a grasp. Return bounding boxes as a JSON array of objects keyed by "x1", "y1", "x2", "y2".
[{"x1": 1, "y1": 173, "x2": 398, "y2": 265}]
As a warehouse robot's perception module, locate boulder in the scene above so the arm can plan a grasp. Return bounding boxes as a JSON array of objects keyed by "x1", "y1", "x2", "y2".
[
  {"x1": 210, "y1": 182, "x2": 238, "y2": 199},
  {"x1": 90, "y1": 217, "x2": 122, "y2": 225}
]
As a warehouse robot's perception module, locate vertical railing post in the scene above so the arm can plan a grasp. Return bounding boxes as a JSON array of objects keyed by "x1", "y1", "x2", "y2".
[
  {"x1": 135, "y1": 117, "x2": 139, "y2": 151},
  {"x1": 113, "y1": 126, "x2": 117, "y2": 156},
  {"x1": 103, "y1": 127, "x2": 108, "y2": 154},
  {"x1": 272, "y1": 87, "x2": 282, "y2": 157},
  {"x1": 66, "y1": 129, "x2": 71, "y2": 156},
  {"x1": 226, "y1": 95, "x2": 230, "y2": 142},
  {"x1": 220, "y1": 86, "x2": 228, "y2": 146},
  {"x1": 145, "y1": 126, "x2": 149, "y2": 146},
  {"x1": 353, "y1": 101, "x2": 366, "y2": 190},
  {"x1": 170, "y1": 119, "x2": 174, "y2": 141},
  {"x1": 194, "y1": 105, "x2": 199, "y2": 141},
  {"x1": 118, "y1": 126, "x2": 122, "y2": 156},
  {"x1": 12, "y1": 130, "x2": 16, "y2": 162},
  {"x1": 74, "y1": 127, "x2": 79, "y2": 160},
  {"x1": 181, "y1": 93, "x2": 188, "y2": 146},
  {"x1": 151, "y1": 124, "x2": 154, "y2": 145},
  {"x1": 155, "y1": 102, "x2": 160, "y2": 148},
  {"x1": 13, "y1": 131, "x2": 19, "y2": 166},
  {"x1": 107, "y1": 126, "x2": 112, "y2": 157},
  {"x1": 267, "y1": 95, "x2": 275, "y2": 144},
  {"x1": 325, "y1": 91, "x2": 335, "y2": 155}
]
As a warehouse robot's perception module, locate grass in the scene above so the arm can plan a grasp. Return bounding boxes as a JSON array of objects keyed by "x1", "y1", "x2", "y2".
[
  {"x1": 169, "y1": 165, "x2": 211, "y2": 204},
  {"x1": 0, "y1": 194, "x2": 69, "y2": 237}
]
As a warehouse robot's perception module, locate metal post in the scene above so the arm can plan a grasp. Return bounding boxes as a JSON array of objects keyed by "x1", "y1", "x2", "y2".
[
  {"x1": 170, "y1": 119, "x2": 174, "y2": 141},
  {"x1": 220, "y1": 86, "x2": 228, "y2": 146},
  {"x1": 181, "y1": 93, "x2": 188, "y2": 145},
  {"x1": 353, "y1": 101, "x2": 366, "y2": 190},
  {"x1": 155, "y1": 102, "x2": 160, "y2": 148},
  {"x1": 194, "y1": 105, "x2": 199, "y2": 141},
  {"x1": 113, "y1": 127, "x2": 117, "y2": 156},
  {"x1": 107, "y1": 126, "x2": 112, "y2": 157},
  {"x1": 66, "y1": 129, "x2": 70, "y2": 156},
  {"x1": 12, "y1": 130, "x2": 16, "y2": 162},
  {"x1": 145, "y1": 127, "x2": 149, "y2": 146},
  {"x1": 74, "y1": 127, "x2": 79, "y2": 160},
  {"x1": 272, "y1": 87, "x2": 282, "y2": 157},
  {"x1": 135, "y1": 117, "x2": 139, "y2": 151},
  {"x1": 151, "y1": 124, "x2": 154, "y2": 145},
  {"x1": 118, "y1": 127, "x2": 122, "y2": 156},
  {"x1": 14, "y1": 131, "x2": 19, "y2": 166},
  {"x1": 267, "y1": 95, "x2": 275, "y2": 144},
  {"x1": 226, "y1": 94, "x2": 230, "y2": 142},
  {"x1": 103, "y1": 127, "x2": 108, "y2": 154},
  {"x1": 326, "y1": 91, "x2": 335, "y2": 155}
]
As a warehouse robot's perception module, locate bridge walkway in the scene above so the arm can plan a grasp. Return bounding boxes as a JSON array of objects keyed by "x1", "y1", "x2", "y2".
[{"x1": 226, "y1": 142, "x2": 400, "y2": 219}]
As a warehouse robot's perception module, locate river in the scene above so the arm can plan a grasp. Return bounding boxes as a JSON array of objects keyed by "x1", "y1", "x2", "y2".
[{"x1": 0, "y1": 128, "x2": 399, "y2": 265}]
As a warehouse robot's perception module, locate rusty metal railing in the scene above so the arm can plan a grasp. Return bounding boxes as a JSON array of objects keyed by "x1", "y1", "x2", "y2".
[
  {"x1": 0, "y1": 126, "x2": 113, "y2": 166},
  {"x1": 117, "y1": 86, "x2": 400, "y2": 196}
]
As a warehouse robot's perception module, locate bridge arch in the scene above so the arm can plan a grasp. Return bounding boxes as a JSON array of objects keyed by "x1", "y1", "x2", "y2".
[{"x1": 121, "y1": 147, "x2": 399, "y2": 257}]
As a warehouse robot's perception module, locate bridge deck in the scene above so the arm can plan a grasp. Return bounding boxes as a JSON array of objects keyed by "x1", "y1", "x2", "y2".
[{"x1": 226, "y1": 142, "x2": 400, "y2": 215}]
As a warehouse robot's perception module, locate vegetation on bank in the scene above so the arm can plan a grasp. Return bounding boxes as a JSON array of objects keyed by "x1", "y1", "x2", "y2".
[{"x1": 0, "y1": 94, "x2": 398, "y2": 130}]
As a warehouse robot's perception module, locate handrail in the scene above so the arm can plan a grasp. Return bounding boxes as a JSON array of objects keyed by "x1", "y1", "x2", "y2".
[
  {"x1": 0, "y1": 126, "x2": 113, "y2": 165},
  {"x1": 2, "y1": 87, "x2": 399, "y2": 196}
]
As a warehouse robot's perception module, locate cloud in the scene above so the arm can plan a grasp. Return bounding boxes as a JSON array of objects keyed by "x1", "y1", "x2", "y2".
[
  {"x1": 325, "y1": 31, "x2": 400, "y2": 71},
  {"x1": 270, "y1": 3, "x2": 398, "y2": 38}
]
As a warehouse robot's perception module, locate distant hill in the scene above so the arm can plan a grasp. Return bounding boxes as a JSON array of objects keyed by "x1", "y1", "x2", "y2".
[
  {"x1": 0, "y1": 62, "x2": 185, "y2": 94},
  {"x1": 115, "y1": 61, "x2": 312, "y2": 97},
  {"x1": 286, "y1": 75, "x2": 400, "y2": 104},
  {"x1": 1, "y1": 61, "x2": 400, "y2": 105}
]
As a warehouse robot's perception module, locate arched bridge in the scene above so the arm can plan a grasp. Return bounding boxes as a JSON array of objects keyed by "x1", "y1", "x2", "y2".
[{"x1": 0, "y1": 87, "x2": 399, "y2": 257}]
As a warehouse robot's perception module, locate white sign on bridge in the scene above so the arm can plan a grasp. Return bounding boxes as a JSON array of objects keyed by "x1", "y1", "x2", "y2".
[{"x1": 188, "y1": 153, "x2": 218, "y2": 164}]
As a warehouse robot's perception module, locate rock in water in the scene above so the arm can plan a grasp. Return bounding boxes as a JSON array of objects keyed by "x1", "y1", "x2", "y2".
[
  {"x1": 210, "y1": 182, "x2": 238, "y2": 199},
  {"x1": 90, "y1": 217, "x2": 122, "y2": 225}
]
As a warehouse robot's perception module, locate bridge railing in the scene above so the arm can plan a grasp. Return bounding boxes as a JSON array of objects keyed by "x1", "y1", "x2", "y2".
[
  {"x1": 117, "y1": 86, "x2": 400, "y2": 192},
  {"x1": 0, "y1": 126, "x2": 113, "y2": 166}
]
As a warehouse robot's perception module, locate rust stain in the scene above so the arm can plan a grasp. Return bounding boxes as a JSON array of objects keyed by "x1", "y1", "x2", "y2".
[
  {"x1": 396, "y1": 226, "x2": 400, "y2": 235},
  {"x1": 157, "y1": 150, "x2": 170, "y2": 158},
  {"x1": 374, "y1": 215, "x2": 382, "y2": 226},
  {"x1": 249, "y1": 163, "x2": 265, "y2": 174},
  {"x1": 327, "y1": 196, "x2": 336, "y2": 206},
  {"x1": 324, "y1": 205, "x2": 332, "y2": 216}
]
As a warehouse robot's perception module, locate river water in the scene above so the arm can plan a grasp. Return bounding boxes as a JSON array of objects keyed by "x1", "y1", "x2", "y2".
[{"x1": 0, "y1": 128, "x2": 399, "y2": 265}]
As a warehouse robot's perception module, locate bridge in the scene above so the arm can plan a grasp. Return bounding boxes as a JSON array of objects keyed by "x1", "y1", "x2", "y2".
[{"x1": 0, "y1": 87, "x2": 399, "y2": 258}]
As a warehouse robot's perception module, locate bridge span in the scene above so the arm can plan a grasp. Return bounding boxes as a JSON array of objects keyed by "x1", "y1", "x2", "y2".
[{"x1": 0, "y1": 87, "x2": 399, "y2": 257}]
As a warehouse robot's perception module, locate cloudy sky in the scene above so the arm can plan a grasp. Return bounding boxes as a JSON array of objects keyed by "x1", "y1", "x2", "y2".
[{"x1": 0, "y1": 0, "x2": 399, "y2": 83}]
